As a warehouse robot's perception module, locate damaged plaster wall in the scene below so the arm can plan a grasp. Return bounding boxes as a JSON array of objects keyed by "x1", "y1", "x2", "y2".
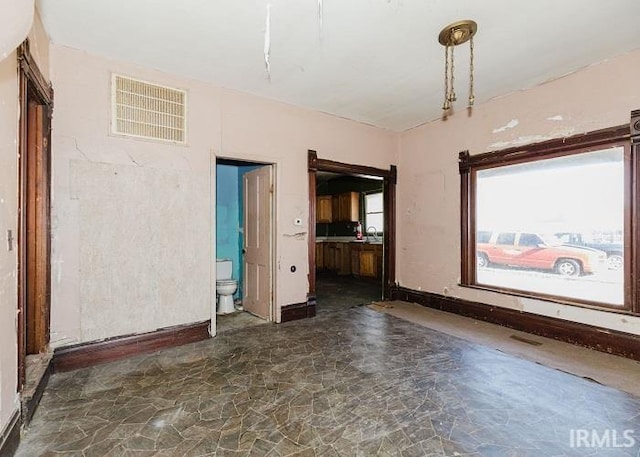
[
  {"x1": 50, "y1": 44, "x2": 396, "y2": 345},
  {"x1": 50, "y1": 46, "x2": 216, "y2": 346},
  {"x1": 396, "y1": 49, "x2": 640, "y2": 335},
  {"x1": 70, "y1": 161, "x2": 210, "y2": 342},
  {"x1": 0, "y1": 9, "x2": 49, "y2": 438}
]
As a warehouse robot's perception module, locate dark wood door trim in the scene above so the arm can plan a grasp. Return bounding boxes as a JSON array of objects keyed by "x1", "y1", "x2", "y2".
[
  {"x1": 308, "y1": 150, "x2": 397, "y2": 301},
  {"x1": 17, "y1": 38, "x2": 53, "y2": 391}
]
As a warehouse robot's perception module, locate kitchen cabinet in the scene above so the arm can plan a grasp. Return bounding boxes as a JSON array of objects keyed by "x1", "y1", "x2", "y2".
[
  {"x1": 317, "y1": 241, "x2": 381, "y2": 278},
  {"x1": 338, "y1": 243, "x2": 351, "y2": 275},
  {"x1": 359, "y1": 250, "x2": 377, "y2": 277},
  {"x1": 316, "y1": 195, "x2": 333, "y2": 222},
  {"x1": 350, "y1": 242, "x2": 383, "y2": 279},
  {"x1": 315, "y1": 242, "x2": 324, "y2": 269},
  {"x1": 333, "y1": 192, "x2": 359, "y2": 222}
]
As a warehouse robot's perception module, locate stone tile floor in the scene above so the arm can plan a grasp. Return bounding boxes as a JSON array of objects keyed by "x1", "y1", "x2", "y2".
[
  {"x1": 216, "y1": 311, "x2": 269, "y2": 334},
  {"x1": 17, "y1": 306, "x2": 640, "y2": 456}
]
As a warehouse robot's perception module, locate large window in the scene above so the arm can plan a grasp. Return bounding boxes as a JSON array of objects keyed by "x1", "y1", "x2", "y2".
[
  {"x1": 365, "y1": 192, "x2": 384, "y2": 233},
  {"x1": 460, "y1": 124, "x2": 638, "y2": 313}
]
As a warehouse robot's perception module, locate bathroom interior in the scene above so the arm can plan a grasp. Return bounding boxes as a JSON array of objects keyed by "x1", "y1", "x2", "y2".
[
  {"x1": 215, "y1": 158, "x2": 270, "y2": 332},
  {"x1": 315, "y1": 172, "x2": 385, "y2": 313}
]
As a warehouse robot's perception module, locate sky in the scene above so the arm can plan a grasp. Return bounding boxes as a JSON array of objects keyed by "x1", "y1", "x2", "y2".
[{"x1": 476, "y1": 147, "x2": 624, "y2": 235}]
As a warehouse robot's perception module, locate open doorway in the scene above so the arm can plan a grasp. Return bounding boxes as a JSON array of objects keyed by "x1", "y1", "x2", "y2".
[
  {"x1": 308, "y1": 151, "x2": 397, "y2": 314},
  {"x1": 17, "y1": 40, "x2": 54, "y2": 420},
  {"x1": 215, "y1": 158, "x2": 274, "y2": 333},
  {"x1": 314, "y1": 172, "x2": 385, "y2": 313}
]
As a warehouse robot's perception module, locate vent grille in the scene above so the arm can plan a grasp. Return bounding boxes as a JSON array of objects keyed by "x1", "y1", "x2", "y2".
[{"x1": 112, "y1": 74, "x2": 186, "y2": 143}]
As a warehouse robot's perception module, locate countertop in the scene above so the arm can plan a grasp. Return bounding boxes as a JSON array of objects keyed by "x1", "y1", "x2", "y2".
[{"x1": 316, "y1": 236, "x2": 382, "y2": 245}]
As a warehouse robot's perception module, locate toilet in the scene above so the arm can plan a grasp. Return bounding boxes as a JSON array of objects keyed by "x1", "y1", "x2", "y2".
[{"x1": 216, "y1": 259, "x2": 238, "y2": 314}]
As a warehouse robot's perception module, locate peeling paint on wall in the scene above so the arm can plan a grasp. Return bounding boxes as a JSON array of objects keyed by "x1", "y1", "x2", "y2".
[
  {"x1": 492, "y1": 119, "x2": 519, "y2": 133},
  {"x1": 489, "y1": 134, "x2": 556, "y2": 150}
]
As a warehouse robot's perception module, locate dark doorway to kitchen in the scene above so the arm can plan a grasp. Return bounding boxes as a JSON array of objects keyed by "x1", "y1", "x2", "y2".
[{"x1": 314, "y1": 171, "x2": 385, "y2": 313}]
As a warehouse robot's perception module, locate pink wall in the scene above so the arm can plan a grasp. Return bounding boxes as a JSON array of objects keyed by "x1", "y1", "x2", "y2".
[
  {"x1": 397, "y1": 49, "x2": 640, "y2": 335},
  {"x1": 49, "y1": 45, "x2": 397, "y2": 346}
]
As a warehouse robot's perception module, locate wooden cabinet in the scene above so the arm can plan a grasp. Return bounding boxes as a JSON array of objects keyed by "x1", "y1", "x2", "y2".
[
  {"x1": 317, "y1": 192, "x2": 359, "y2": 223},
  {"x1": 349, "y1": 242, "x2": 383, "y2": 279},
  {"x1": 317, "y1": 241, "x2": 381, "y2": 278},
  {"x1": 316, "y1": 195, "x2": 333, "y2": 223},
  {"x1": 337, "y1": 243, "x2": 351, "y2": 275},
  {"x1": 359, "y1": 250, "x2": 377, "y2": 277},
  {"x1": 315, "y1": 242, "x2": 324, "y2": 269},
  {"x1": 333, "y1": 192, "x2": 359, "y2": 222},
  {"x1": 317, "y1": 242, "x2": 351, "y2": 275}
]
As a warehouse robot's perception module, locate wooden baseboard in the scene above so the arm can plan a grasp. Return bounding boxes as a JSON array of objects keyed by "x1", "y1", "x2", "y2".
[
  {"x1": 390, "y1": 285, "x2": 640, "y2": 361},
  {"x1": 281, "y1": 296, "x2": 317, "y2": 322},
  {"x1": 0, "y1": 410, "x2": 20, "y2": 457},
  {"x1": 52, "y1": 320, "x2": 211, "y2": 372}
]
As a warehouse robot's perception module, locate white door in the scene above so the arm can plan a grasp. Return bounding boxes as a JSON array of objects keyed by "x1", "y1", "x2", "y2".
[{"x1": 243, "y1": 166, "x2": 272, "y2": 320}]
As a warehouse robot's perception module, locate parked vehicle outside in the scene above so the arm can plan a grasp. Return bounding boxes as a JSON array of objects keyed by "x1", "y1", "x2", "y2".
[
  {"x1": 555, "y1": 232, "x2": 623, "y2": 270},
  {"x1": 476, "y1": 231, "x2": 607, "y2": 276}
]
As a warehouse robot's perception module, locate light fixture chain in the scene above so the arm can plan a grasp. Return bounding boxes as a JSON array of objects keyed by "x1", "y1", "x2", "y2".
[
  {"x1": 469, "y1": 36, "x2": 475, "y2": 106},
  {"x1": 448, "y1": 33, "x2": 456, "y2": 102},
  {"x1": 443, "y1": 46, "x2": 450, "y2": 110}
]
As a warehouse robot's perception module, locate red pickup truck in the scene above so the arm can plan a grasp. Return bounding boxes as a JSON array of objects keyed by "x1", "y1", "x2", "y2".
[{"x1": 476, "y1": 231, "x2": 606, "y2": 276}]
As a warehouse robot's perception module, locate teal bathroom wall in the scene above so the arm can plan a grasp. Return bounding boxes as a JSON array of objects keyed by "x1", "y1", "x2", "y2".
[{"x1": 216, "y1": 163, "x2": 241, "y2": 298}]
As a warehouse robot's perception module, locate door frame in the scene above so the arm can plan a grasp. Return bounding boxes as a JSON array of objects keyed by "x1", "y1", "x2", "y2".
[
  {"x1": 307, "y1": 150, "x2": 397, "y2": 300},
  {"x1": 213, "y1": 158, "x2": 277, "y2": 328},
  {"x1": 17, "y1": 39, "x2": 54, "y2": 390}
]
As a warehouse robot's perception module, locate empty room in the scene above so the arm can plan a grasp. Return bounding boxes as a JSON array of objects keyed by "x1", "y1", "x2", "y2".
[{"x1": 1, "y1": 1, "x2": 639, "y2": 456}]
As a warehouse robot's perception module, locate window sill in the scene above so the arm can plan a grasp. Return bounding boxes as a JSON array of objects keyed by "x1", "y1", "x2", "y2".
[{"x1": 457, "y1": 283, "x2": 636, "y2": 316}]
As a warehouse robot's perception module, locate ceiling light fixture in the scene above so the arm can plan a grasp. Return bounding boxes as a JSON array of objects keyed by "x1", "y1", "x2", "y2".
[{"x1": 438, "y1": 19, "x2": 477, "y2": 112}]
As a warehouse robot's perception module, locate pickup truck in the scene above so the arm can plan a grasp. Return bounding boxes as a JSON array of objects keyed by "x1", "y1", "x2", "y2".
[
  {"x1": 555, "y1": 232, "x2": 623, "y2": 270},
  {"x1": 477, "y1": 231, "x2": 606, "y2": 276}
]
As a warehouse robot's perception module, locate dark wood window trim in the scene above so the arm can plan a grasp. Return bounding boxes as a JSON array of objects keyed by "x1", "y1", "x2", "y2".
[
  {"x1": 308, "y1": 150, "x2": 396, "y2": 300},
  {"x1": 460, "y1": 119, "x2": 639, "y2": 315}
]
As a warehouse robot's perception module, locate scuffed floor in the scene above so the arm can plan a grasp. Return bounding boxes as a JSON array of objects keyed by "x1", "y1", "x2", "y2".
[{"x1": 17, "y1": 306, "x2": 640, "y2": 456}]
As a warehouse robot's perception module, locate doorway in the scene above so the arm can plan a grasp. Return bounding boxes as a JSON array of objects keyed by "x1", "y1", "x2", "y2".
[
  {"x1": 215, "y1": 158, "x2": 274, "y2": 333},
  {"x1": 314, "y1": 172, "x2": 385, "y2": 313},
  {"x1": 17, "y1": 40, "x2": 53, "y2": 411},
  {"x1": 308, "y1": 150, "x2": 397, "y2": 313}
]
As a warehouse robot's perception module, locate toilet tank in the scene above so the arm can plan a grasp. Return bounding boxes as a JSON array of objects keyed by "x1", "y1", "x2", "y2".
[{"x1": 216, "y1": 259, "x2": 233, "y2": 280}]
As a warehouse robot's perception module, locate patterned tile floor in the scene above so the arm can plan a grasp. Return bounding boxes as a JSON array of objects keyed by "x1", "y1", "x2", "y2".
[{"x1": 17, "y1": 306, "x2": 640, "y2": 456}]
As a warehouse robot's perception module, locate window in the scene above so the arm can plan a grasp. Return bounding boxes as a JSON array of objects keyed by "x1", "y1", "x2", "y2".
[
  {"x1": 496, "y1": 233, "x2": 515, "y2": 245},
  {"x1": 365, "y1": 192, "x2": 383, "y2": 233},
  {"x1": 460, "y1": 123, "x2": 637, "y2": 313},
  {"x1": 518, "y1": 233, "x2": 543, "y2": 247}
]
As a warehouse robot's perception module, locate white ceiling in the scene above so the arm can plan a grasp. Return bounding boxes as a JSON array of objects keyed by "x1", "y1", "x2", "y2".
[{"x1": 38, "y1": 0, "x2": 640, "y2": 132}]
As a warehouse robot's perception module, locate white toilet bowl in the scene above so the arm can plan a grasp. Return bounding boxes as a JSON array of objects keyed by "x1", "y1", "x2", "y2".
[{"x1": 216, "y1": 279, "x2": 238, "y2": 314}]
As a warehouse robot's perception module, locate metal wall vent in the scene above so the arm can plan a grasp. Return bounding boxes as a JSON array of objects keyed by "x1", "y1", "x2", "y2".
[{"x1": 111, "y1": 74, "x2": 186, "y2": 143}]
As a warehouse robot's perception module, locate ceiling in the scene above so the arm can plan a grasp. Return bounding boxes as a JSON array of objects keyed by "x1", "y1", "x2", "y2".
[{"x1": 38, "y1": 0, "x2": 640, "y2": 132}]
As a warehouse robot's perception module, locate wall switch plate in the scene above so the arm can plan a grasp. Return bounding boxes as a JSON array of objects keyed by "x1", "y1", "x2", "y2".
[{"x1": 294, "y1": 218, "x2": 302, "y2": 226}]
